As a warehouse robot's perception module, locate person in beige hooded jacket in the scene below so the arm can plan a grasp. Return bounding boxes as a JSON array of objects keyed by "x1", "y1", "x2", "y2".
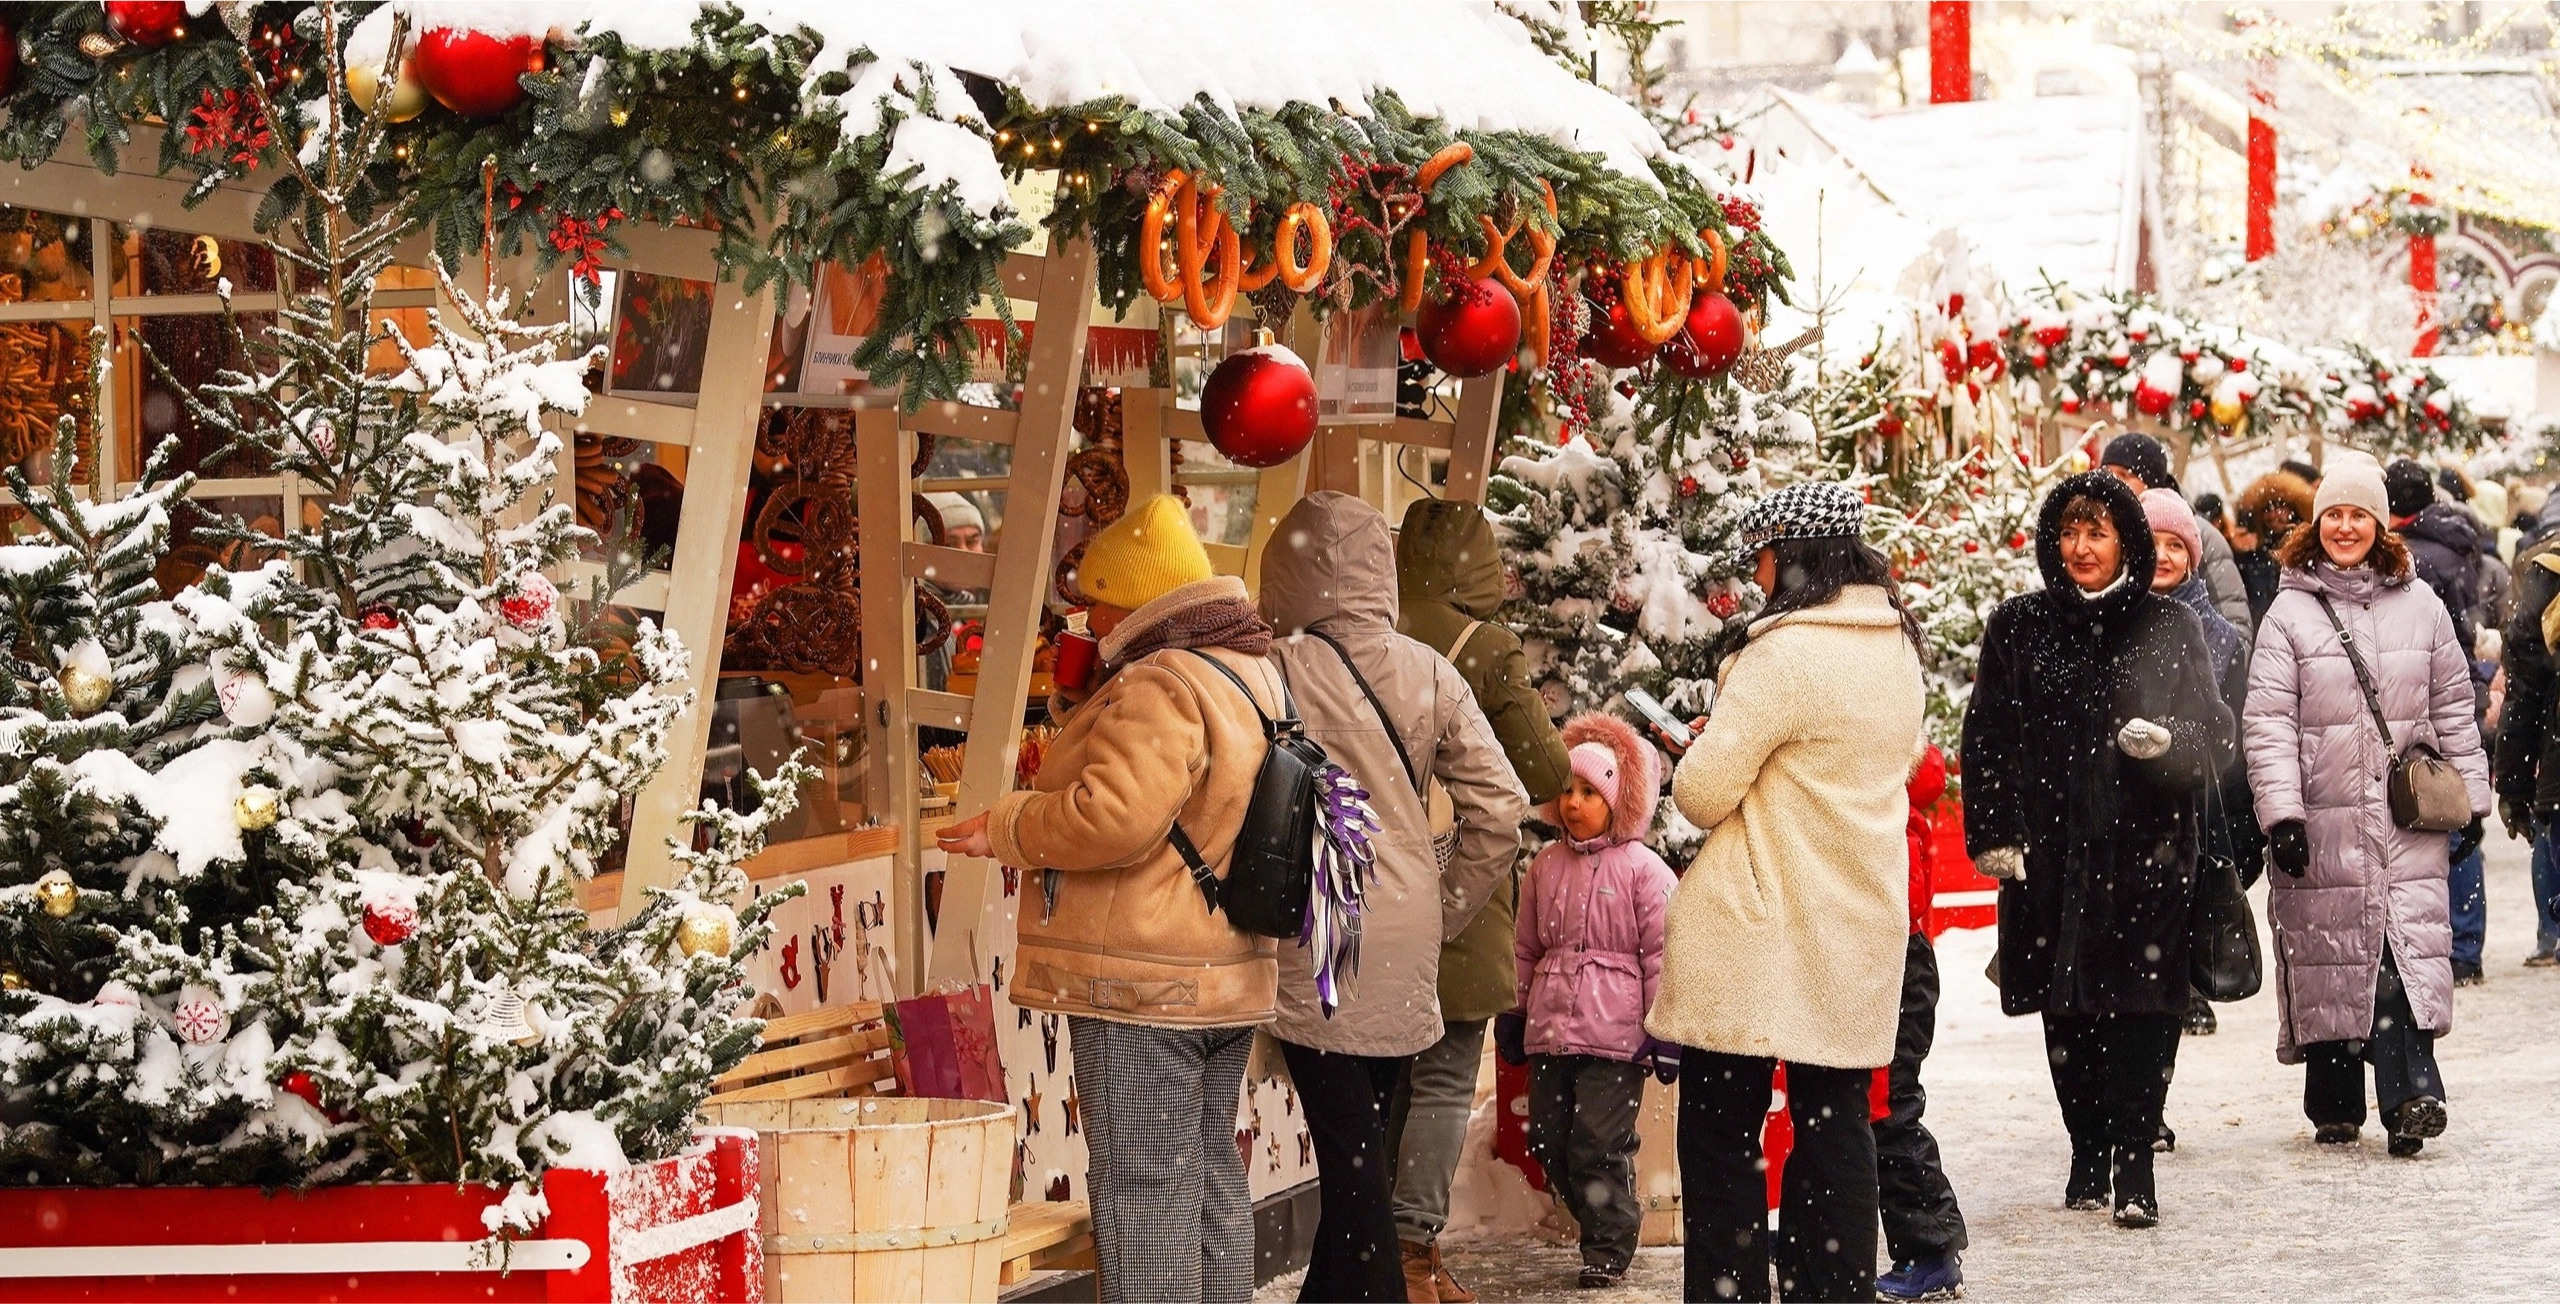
[{"x1": 1258, "y1": 492, "x2": 1528, "y2": 1304}]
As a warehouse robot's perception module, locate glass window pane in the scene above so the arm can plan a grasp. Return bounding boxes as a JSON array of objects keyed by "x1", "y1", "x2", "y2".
[
  {"x1": 0, "y1": 207, "x2": 95, "y2": 303},
  {"x1": 111, "y1": 225, "x2": 279, "y2": 296},
  {"x1": 116, "y1": 314, "x2": 278, "y2": 479},
  {"x1": 0, "y1": 323, "x2": 94, "y2": 481},
  {"x1": 608, "y1": 272, "x2": 712, "y2": 398},
  {"x1": 574, "y1": 433, "x2": 685, "y2": 571}
]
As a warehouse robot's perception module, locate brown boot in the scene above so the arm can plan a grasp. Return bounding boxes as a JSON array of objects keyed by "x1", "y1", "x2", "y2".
[
  {"x1": 1400, "y1": 1240, "x2": 1440, "y2": 1304},
  {"x1": 1431, "y1": 1241, "x2": 1478, "y2": 1304}
]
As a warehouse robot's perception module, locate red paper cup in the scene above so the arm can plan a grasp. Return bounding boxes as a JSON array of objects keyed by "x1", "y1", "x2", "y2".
[{"x1": 1054, "y1": 630, "x2": 1099, "y2": 690}]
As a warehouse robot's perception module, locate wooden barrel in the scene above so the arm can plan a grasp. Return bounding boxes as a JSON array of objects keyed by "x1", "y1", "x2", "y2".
[{"x1": 704, "y1": 1095, "x2": 1014, "y2": 1303}]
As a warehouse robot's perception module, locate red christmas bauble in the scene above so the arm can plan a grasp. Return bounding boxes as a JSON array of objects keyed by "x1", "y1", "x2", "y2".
[
  {"x1": 2033, "y1": 325, "x2": 2069, "y2": 349},
  {"x1": 1876, "y1": 413, "x2": 1904, "y2": 438},
  {"x1": 0, "y1": 20, "x2": 18, "y2": 96},
  {"x1": 2134, "y1": 383, "x2": 2175, "y2": 417},
  {"x1": 105, "y1": 1, "x2": 188, "y2": 46},
  {"x1": 1706, "y1": 591, "x2": 1741, "y2": 620},
  {"x1": 1580, "y1": 294, "x2": 1656, "y2": 369},
  {"x1": 1416, "y1": 278, "x2": 1521, "y2": 379},
  {"x1": 362, "y1": 899, "x2": 418, "y2": 947},
  {"x1": 498, "y1": 573, "x2": 557, "y2": 628},
  {"x1": 360, "y1": 608, "x2": 398, "y2": 631},
  {"x1": 1662, "y1": 291, "x2": 1746, "y2": 379},
  {"x1": 1678, "y1": 475, "x2": 1699, "y2": 497},
  {"x1": 280, "y1": 1070, "x2": 324, "y2": 1110},
  {"x1": 2228, "y1": 357, "x2": 2248, "y2": 373},
  {"x1": 1968, "y1": 338, "x2": 2003, "y2": 376},
  {"x1": 1200, "y1": 348, "x2": 1317, "y2": 469},
  {"x1": 413, "y1": 27, "x2": 543, "y2": 117},
  {"x1": 2188, "y1": 398, "x2": 2208, "y2": 419}
]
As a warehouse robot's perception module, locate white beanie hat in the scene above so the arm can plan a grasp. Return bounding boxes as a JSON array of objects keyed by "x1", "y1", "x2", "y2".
[{"x1": 2314, "y1": 450, "x2": 2390, "y2": 525}]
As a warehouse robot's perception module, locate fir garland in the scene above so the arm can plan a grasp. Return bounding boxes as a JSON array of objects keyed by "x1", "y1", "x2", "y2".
[{"x1": 0, "y1": 3, "x2": 1790, "y2": 407}]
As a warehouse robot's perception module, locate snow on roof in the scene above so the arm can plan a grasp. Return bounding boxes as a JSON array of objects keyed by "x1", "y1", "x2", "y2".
[
  {"x1": 1742, "y1": 89, "x2": 2146, "y2": 297},
  {"x1": 363, "y1": 2, "x2": 1688, "y2": 199}
]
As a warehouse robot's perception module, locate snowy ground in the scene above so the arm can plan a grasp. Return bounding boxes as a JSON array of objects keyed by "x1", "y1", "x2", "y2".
[{"x1": 1262, "y1": 835, "x2": 2560, "y2": 1301}]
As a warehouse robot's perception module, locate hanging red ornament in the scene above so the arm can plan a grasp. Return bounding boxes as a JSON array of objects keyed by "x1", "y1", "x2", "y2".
[
  {"x1": 1662, "y1": 291, "x2": 1746, "y2": 379},
  {"x1": 2027, "y1": 347, "x2": 2049, "y2": 370},
  {"x1": 280, "y1": 1070, "x2": 324, "y2": 1111},
  {"x1": 2034, "y1": 325, "x2": 2070, "y2": 349},
  {"x1": 1678, "y1": 475, "x2": 1699, "y2": 497},
  {"x1": 1876, "y1": 413, "x2": 1904, "y2": 438},
  {"x1": 2010, "y1": 531, "x2": 2030, "y2": 550},
  {"x1": 1729, "y1": 450, "x2": 1750, "y2": 472},
  {"x1": 413, "y1": 27, "x2": 544, "y2": 117},
  {"x1": 1200, "y1": 347, "x2": 1318, "y2": 468},
  {"x1": 2188, "y1": 398, "x2": 2208, "y2": 420},
  {"x1": 1967, "y1": 338, "x2": 2003, "y2": 376},
  {"x1": 498, "y1": 573, "x2": 558, "y2": 628},
  {"x1": 2134, "y1": 383, "x2": 2176, "y2": 417},
  {"x1": 1416, "y1": 277, "x2": 1521, "y2": 378},
  {"x1": 362, "y1": 899, "x2": 418, "y2": 947},
  {"x1": 104, "y1": 1, "x2": 188, "y2": 47},
  {"x1": 1580, "y1": 294, "x2": 1657, "y2": 369},
  {"x1": 399, "y1": 817, "x2": 441, "y2": 849},
  {"x1": 360, "y1": 607, "x2": 399, "y2": 631},
  {"x1": 1706, "y1": 591, "x2": 1741, "y2": 620}
]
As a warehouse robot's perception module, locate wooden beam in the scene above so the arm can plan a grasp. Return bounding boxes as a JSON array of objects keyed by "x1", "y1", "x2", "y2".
[
  {"x1": 1443, "y1": 372, "x2": 1507, "y2": 505},
  {"x1": 573, "y1": 395, "x2": 700, "y2": 447},
  {"x1": 910, "y1": 399, "x2": 1020, "y2": 447},
  {"x1": 928, "y1": 238, "x2": 1096, "y2": 988},
  {"x1": 852, "y1": 407, "x2": 925, "y2": 993},
  {"x1": 617, "y1": 281, "x2": 776, "y2": 912},
  {"x1": 903, "y1": 541, "x2": 997, "y2": 591}
]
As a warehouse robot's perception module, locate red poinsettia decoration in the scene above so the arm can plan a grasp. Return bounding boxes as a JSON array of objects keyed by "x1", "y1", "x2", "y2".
[
  {"x1": 183, "y1": 88, "x2": 273, "y2": 170},
  {"x1": 550, "y1": 208, "x2": 626, "y2": 284}
]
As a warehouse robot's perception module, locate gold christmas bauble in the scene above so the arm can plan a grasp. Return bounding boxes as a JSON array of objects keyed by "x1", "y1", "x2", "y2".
[
  {"x1": 2210, "y1": 393, "x2": 2246, "y2": 428},
  {"x1": 57, "y1": 666, "x2": 111, "y2": 717},
  {"x1": 0, "y1": 970, "x2": 24, "y2": 991},
  {"x1": 235, "y1": 785, "x2": 281, "y2": 831},
  {"x1": 345, "y1": 59, "x2": 429, "y2": 122},
  {"x1": 674, "y1": 904, "x2": 738, "y2": 958},
  {"x1": 34, "y1": 870, "x2": 76, "y2": 919}
]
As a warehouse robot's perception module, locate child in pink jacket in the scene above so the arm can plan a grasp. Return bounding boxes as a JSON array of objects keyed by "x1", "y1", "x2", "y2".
[{"x1": 1510, "y1": 712, "x2": 1678, "y2": 1289}]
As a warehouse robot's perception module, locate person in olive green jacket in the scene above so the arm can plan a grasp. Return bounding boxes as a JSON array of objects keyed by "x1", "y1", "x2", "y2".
[{"x1": 1386, "y1": 498, "x2": 1571, "y2": 1303}]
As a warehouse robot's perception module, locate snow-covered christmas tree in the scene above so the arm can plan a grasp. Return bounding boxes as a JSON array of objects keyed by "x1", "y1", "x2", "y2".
[
  {"x1": 0, "y1": 8, "x2": 796, "y2": 1208},
  {"x1": 1487, "y1": 370, "x2": 1814, "y2": 854}
]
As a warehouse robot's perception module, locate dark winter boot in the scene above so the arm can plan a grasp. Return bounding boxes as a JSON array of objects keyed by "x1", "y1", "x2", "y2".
[
  {"x1": 2314, "y1": 1123, "x2": 2361, "y2": 1146},
  {"x1": 2065, "y1": 1145, "x2": 2110, "y2": 1210},
  {"x1": 2182, "y1": 994, "x2": 2217, "y2": 1036},
  {"x1": 2387, "y1": 1096, "x2": 2446, "y2": 1157},
  {"x1": 2110, "y1": 1147, "x2": 2158, "y2": 1228}
]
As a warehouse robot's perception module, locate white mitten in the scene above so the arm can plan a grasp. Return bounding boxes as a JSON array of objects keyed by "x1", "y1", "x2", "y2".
[
  {"x1": 1976, "y1": 845, "x2": 2026, "y2": 881},
  {"x1": 2116, "y1": 718, "x2": 2173, "y2": 760}
]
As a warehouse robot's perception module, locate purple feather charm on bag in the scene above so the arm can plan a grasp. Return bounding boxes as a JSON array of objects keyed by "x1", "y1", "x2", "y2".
[{"x1": 1305, "y1": 763, "x2": 1379, "y2": 1016}]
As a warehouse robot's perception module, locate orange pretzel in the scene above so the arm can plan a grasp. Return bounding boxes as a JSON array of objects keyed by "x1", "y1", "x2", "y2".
[
  {"x1": 1139, "y1": 171, "x2": 1187, "y2": 304},
  {"x1": 1522, "y1": 279, "x2": 1551, "y2": 371},
  {"x1": 1621, "y1": 247, "x2": 1695, "y2": 345},
  {"x1": 1402, "y1": 142, "x2": 1478, "y2": 314},
  {"x1": 1174, "y1": 178, "x2": 1242, "y2": 329},
  {"x1": 1694, "y1": 228, "x2": 1728, "y2": 296},
  {"x1": 1470, "y1": 180, "x2": 1558, "y2": 296},
  {"x1": 1240, "y1": 202, "x2": 1333, "y2": 295}
]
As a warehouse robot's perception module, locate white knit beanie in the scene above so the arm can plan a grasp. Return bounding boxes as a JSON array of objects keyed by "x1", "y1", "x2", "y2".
[{"x1": 2314, "y1": 450, "x2": 2390, "y2": 524}]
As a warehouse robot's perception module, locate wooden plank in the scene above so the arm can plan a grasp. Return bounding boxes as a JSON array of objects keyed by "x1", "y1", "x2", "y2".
[
  {"x1": 927, "y1": 238, "x2": 1096, "y2": 988},
  {"x1": 1443, "y1": 371, "x2": 1507, "y2": 505},
  {"x1": 1000, "y1": 1201, "x2": 1092, "y2": 1259},
  {"x1": 573, "y1": 395, "x2": 700, "y2": 447},
  {"x1": 783, "y1": 1129, "x2": 859, "y2": 1302},
  {"x1": 910, "y1": 398, "x2": 1019, "y2": 447},
  {"x1": 905, "y1": 688, "x2": 975, "y2": 732},
  {"x1": 853, "y1": 406, "x2": 926, "y2": 994},
  {"x1": 1119, "y1": 388, "x2": 1172, "y2": 505},
  {"x1": 742, "y1": 824, "x2": 902, "y2": 881},
  {"x1": 920, "y1": 1107, "x2": 990, "y2": 1299},
  {"x1": 706, "y1": 1060, "x2": 896, "y2": 1104},
  {"x1": 1367, "y1": 414, "x2": 1456, "y2": 450},
  {"x1": 1001, "y1": 252, "x2": 1045, "y2": 300},
  {"x1": 1241, "y1": 455, "x2": 1310, "y2": 592},
  {"x1": 0, "y1": 126, "x2": 274, "y2": 244},
  {"x1": 752, "y1": 1001, "x2": 884, "y2": 1043},
  {"x1": 854, "y1": 1119, "x2": 931, "y2": 1301},
  {"x1": 618, "y1": 278, "x2": 779, "y2": 911},
  {"x1": 903, "y1": 541, "x2": 996, "y2": 591},
  {"x1": 105, "y1": 293, "x2": 285, "y2": 317}
]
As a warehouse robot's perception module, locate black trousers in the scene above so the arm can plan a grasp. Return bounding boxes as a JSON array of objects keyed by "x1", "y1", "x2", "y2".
[
  {"x1": 1525, "y1": 1054, "x2": 1647, "y2": 1273},
  {"x1": 1677, "y1": 1048, "x2": 1877, "y2": 1304},
  {"x1": 1877, "y1": 933, "x2": 1968, "y2": 1263},
  {"x1": 1279, "y1": 1041, "x2": 1410, "y2": 1304},
  {"x1": 2303, "y1": 947, "x2": 2446, "y2": 1127},
  {"x1": 2041, "y1": 1011, "x2": 2181, "y2": 1158}
]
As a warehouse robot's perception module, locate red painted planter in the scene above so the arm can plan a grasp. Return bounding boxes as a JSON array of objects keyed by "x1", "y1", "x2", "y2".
[{"x1": 0, "y1": 1129, "x2": 761, "y2": 1303}]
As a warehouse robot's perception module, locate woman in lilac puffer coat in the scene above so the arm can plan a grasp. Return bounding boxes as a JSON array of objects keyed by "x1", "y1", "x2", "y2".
[{"x1": 2244, "y1": 451, "x2": 2489, "y2": 1158}]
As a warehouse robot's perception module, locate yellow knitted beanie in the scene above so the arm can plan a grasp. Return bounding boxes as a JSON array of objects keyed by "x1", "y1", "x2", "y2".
[{"x1": 1076, "y1": 494, "x2": 1214, "y2": 609}]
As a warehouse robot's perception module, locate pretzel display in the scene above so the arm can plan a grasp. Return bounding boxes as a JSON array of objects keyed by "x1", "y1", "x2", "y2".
[
  {"x1": 1470, "y1": 180, "x2": 1557, "y2": 295},
  {"x1": 1620, "y1": 245, "x2": 1696, "y2": 346},
  {"x1": 1139, "y1": 171, "x2": 1243, "y2": 329},
  {"x1": 1239, "y1": 201, "x2": 1333, "y2": 294},
  {"x1": 1694, "y1": 227, "x2": 1729, "y2": 296},
  {"x1": 1401, "y1": 141, "x2": 1477, "y2": 313}
]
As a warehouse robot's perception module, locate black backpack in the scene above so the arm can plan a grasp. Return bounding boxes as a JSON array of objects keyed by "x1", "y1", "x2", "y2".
[{"x1": 1170, "y1": 647, "x2": 1382, "y2": 1016}]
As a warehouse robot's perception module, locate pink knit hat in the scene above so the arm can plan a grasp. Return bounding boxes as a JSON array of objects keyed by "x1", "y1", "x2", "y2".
[
  {"x1": 2139, "y1": 488, "x2": 2200, "y2": 570},
  {"x1": 1569, "y1": 741, "x2": 1625, "y2": 812}
]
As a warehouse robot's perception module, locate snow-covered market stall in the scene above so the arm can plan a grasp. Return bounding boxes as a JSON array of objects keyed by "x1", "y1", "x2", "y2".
[{"x1": 0, "y1": 0, "x2": 2549, "y2": 1300}]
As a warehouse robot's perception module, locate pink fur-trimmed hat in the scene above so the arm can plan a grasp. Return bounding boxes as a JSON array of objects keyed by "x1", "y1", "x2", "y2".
[{"x1": 1550, "y1": 712, "x2": 1660, "y2": 845}]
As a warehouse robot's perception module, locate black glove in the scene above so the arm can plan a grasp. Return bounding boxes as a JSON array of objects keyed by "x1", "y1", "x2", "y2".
[
  {"x1": 1637, "y1": 1036, "x2": 1681, "y2": 1086},
  {"x1": 2269, "y1": 820, "x2": 2310, "y2": 878},
  {"x1": 2450, "y1": 815, "x2": 2486, "y2": 869},
  {"x1": 1492, "y1": 1010, "x2": 1527, "y2": 1066},
  {"x1": 2501, "y1": 796, "x2": 2533, "y2": 842}
]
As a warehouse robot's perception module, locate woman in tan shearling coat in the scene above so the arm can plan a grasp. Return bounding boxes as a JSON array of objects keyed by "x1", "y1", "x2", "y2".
[
  {"x1": 941, "y1": 495, "x2": 1279, "y2": 1304},
  {"x1": 1645, "y1": 481, "x2": 1926, "y2": 1304}
]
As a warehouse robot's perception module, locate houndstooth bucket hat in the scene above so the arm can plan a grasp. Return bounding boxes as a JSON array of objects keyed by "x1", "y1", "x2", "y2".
[{"x1": 1732, "y1": 481, "x2": 1865, "y2": 571}]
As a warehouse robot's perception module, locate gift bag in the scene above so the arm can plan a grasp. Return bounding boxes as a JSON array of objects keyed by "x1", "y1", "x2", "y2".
[{"x1": 886, "y1": 982, "x2": 1007, "y2": 1102}]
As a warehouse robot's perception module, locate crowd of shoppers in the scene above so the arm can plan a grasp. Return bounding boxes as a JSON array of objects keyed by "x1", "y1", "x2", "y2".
[{"x1": 949, "y1": 424, "x2": 2540, "y2": 1301}]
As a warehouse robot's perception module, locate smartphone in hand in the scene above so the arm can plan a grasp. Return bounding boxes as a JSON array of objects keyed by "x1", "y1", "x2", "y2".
[{"x1": 1625, "y1": 687, "x2": 1693, "y2": 749}]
